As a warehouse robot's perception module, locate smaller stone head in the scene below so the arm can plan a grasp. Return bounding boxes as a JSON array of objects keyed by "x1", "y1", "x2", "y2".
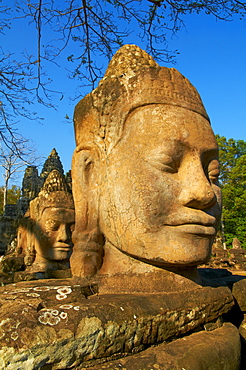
[{"x1": 22, "y1": 170, "x2": 75, "y2": 272}]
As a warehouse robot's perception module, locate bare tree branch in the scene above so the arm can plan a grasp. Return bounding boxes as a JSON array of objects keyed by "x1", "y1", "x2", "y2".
[{"x1": 0, "y1": 0, "x2": 245, "y2": 144}]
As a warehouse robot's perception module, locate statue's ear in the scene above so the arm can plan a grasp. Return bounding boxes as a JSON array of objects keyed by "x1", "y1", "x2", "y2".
[
  {"x1": 70, "y1": 147, "x2": 104, "y2": 278},
  {"x1": 22, "y1": 218, "x2": 36, "y2": 267}
]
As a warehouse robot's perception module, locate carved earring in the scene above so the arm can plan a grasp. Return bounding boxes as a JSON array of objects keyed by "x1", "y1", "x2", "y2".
[{"x1": 70, "y1": 148, "x2": 104, "y2": 278}]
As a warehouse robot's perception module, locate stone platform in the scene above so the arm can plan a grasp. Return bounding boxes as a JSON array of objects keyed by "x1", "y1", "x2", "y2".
[{"x1": 0, "y1": 270, "x2": 243, "y2": 369}]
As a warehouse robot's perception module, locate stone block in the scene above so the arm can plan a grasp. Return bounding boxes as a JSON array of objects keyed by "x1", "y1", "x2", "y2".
[
  {"x1": 230, "y1": 249, "x2": 246, "y2": 256},
  {"x1": 0, "y1": 279, "x2": 235, "y2": 369},
  {"x1": 215, "y1": 250, "x2": 228, "y2": 258},
  {"x1": 82, "y1": 323, "x2": 240, "y2": 370},
  {"x1": 232, "y1": 278, "x2": 246, "y2": 311}
]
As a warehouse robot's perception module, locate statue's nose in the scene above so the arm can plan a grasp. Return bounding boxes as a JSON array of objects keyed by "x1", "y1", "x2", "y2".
[
  {"x1": 178, "y1": 162, "x2": 217, "y2": 210},
  {"x1": 57, "y1": 224, "x2": 69, "y2": 242}
]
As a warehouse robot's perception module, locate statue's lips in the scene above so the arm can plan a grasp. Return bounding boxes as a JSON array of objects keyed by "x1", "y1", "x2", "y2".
[
  {"x1": 164, "y1": 216, "x2": 217, "y2": 235},
  {"x1": 53, "y1": 243, "x2": 71, "y2": 251},
  {"x1": 169, "y1": 224, "x2": 216, "y2": 235}
]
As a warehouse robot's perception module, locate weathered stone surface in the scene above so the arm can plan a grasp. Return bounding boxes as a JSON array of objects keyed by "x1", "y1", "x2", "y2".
[
  {"x1": 82, "y1": 323, "x2": 240, "y2": 370},
  {"x1": 0, "y1": 279, "x2": 235, "y2": 369},
  {"x1": 205, "y1": 236, "x2": 246, "y2": 270},
  {"x1": 0, "y1": 172, "x2": 75, "y2": 284},
  {"x1": 70, "y1": 44, "x2": 222, "y2": 283},
  {"x1": 232, "y1": 278, "x2": 246, "y2": 311},
  {"x1": 13, "y1": 268, "x2": 72, "y2": 282},
  {"x1": 232, "y1": 238, "x2": 242, "y2": 249},
  {"x1": 40, "y1": 148, "x2": 64, "y2": 184},
  {"x1": 22, "y1": 165, "x2": 42, "y2": 201},
  {"x1": 0, "y1": 149, "x2": 68, "y2": 256},
  {"x1": 96, "y1": 270, "x2": 200, "y2": 294},
  {"x1": 239, "y1": 314, "x2": 246, "y2": 339},
  {"x1": 0, "y1": 46, "x2": 239, "y2": 370},
  {"x1": 1, "y1": 256, "x2": 24, "y2": 274},
  {"x1": 0, "y1": 215, "x2": 18, "y2": 255},
  {"x1": 14, "y1": 169, "x2": 75, "y2": 275}
]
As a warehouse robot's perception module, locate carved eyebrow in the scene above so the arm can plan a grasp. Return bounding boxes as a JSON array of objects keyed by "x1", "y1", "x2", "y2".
[{"x1": 146, "y1": 140, "x2": 186, "y2": 158}]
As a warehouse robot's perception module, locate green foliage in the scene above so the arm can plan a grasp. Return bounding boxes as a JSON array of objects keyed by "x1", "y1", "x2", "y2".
[
  {"x1": 217, "y1": 135, "x2": 246, "y2": 247},
  {"x1": 216, "y1": 134, "x2": 246, "y2": 186},
  {"x1": 0, "y1": 185, "x2": 21, "y2": 215}
]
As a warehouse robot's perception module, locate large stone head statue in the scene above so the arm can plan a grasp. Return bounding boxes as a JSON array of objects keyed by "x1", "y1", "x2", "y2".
[
  {"x1": 71, "y1": 45, "x2": 221, "y2": 280},
  {"x1": 20, "y1": 169, "x2": 75, "y2": 272}
]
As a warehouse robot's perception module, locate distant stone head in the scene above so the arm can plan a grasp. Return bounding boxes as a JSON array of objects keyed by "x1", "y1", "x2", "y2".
[{"x1": 19, "y1": 169, "x2": 75, "y2": 273}]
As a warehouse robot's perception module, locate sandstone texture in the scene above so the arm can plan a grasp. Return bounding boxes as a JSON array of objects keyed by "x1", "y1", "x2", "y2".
[
  {"x1": 71, "y1": 45, "x2": 221, "y2": 280},
  {"x1": 0, "y1": 278, "x2": 237, "y2": 370},
  {"x1": 82, "y1": 323, "x2": 240, "y2": 370},
  {"x1": 232, "y1": 278, "x2": 246, "y2": 368},
  {"x1": 0, "y1": 169, "x2": 75, "y2": 279},
  {"x1": 233, "y1": 278, "x2": 246, "y2": 312},
  {"x1": 0, "y1": 45, "x2": 242, "y2": 370}
]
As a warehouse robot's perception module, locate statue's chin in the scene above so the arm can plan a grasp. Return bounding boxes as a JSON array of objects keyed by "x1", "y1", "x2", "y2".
[{"x1": 116, "y1": 237, "x2": 213, "y2": 268}]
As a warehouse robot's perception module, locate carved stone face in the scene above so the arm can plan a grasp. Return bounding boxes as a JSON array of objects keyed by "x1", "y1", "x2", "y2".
[
  {"x1": 35, "y1": 207, "x2": 75, "y2": 262},
  {"x1": 99, "y1": 104, "x2": 221, "y2": 266}
]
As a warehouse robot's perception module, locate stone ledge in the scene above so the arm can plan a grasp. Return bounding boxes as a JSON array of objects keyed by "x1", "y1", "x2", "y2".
[
  {"x1": 0, "y1": 279, "x2": 235, "y2": 369},
  {"x1": 232, "y1": 278, "x2": 246, "y2": 311},
  {"x1": 81, "y1": 323, "x2": 240, "y2": 370}
]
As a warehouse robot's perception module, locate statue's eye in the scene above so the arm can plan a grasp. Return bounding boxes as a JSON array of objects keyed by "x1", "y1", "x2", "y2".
[
  {"x1": 149, "y1": 154, "x2": 178, "y2": 173},
  {"x1": 208, "y1": 160, "x2": 220, "y2": 183},
  {"x1": 45, "y1": 220, "x2": 59, "y2": 231}
]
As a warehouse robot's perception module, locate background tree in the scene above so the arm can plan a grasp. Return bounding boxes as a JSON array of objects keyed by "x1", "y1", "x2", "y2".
[
  {"x1": 216, "y1": 135, "x2": 246, "y2": 186},
  {"x1": 217, "y1": 135, "x2": 246, "y2": 248},
  {"x1": 0, "y1": 185, "x2": 21, "y2": 215},
  {"x1": 0, "y1": 136, "x2": 40, "y2": 212},
  {"x1": 1, "y1": 0, "x2": 246, "y2": 145}
]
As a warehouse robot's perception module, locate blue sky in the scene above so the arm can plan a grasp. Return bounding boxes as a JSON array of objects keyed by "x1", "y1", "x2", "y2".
[
  {"x1": 1, "y1": 7, "x2": 246, "y2": 186},
  {"x1": 173, "y1": 13, "x2": 246, "y2": 143}
]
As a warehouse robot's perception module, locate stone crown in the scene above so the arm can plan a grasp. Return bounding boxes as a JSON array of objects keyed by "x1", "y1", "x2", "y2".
[
  {"x1": 29, "y1": 170, "x2": 74, "y2": 220},
  {"x1": 74, "y1": 44, "x2": 209, "y2": 153}
]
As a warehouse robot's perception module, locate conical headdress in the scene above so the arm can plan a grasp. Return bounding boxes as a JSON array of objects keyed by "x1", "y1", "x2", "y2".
[{"x1": 29, "y1": 170, "x2": 74, "y2": 220}]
